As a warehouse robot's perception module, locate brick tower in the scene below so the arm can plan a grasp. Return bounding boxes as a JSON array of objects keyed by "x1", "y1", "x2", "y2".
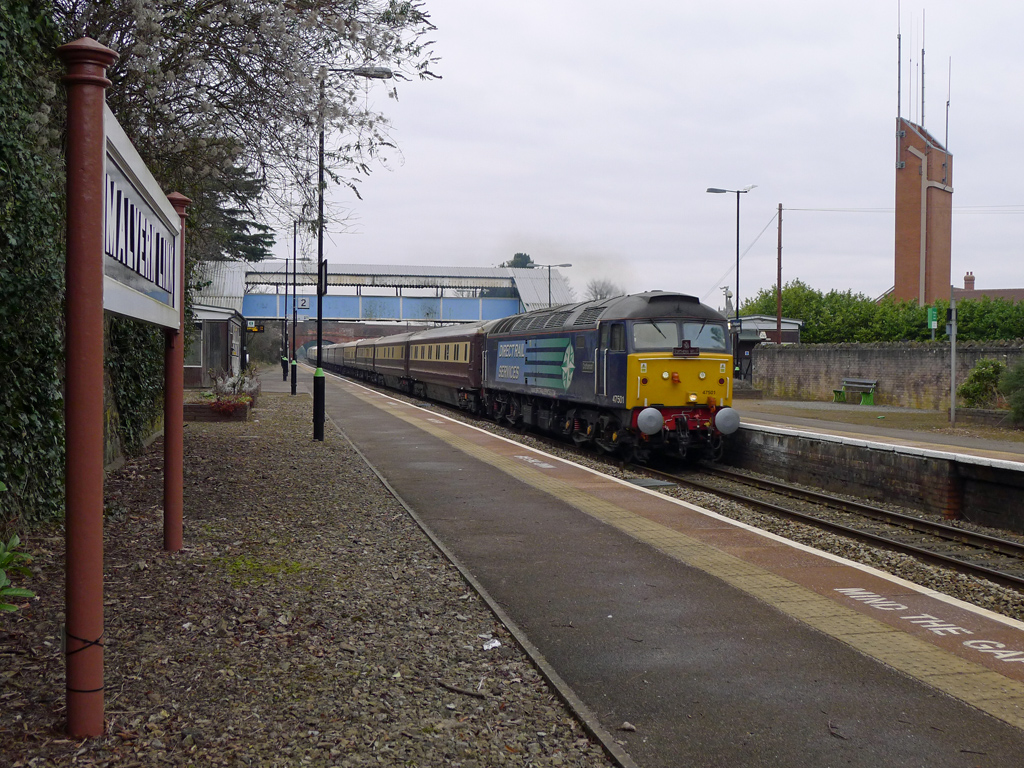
[{"x1": 893, "y1": 117, "x2": 953, "y2": 304}]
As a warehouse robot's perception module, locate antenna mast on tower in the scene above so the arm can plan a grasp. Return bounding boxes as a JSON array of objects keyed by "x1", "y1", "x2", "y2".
[
  {"x1": 897, "y1": 0, "x2": 902, "y2": 119},
  {"x1": 896, "y1": 2, "x2": 904, "y2": 170},
  {"x1": 921, "y1": 10, "x2": 926, "y2": 127},
  {"x1": 944, "y1": 57, "x2": 952, "y2": 184}
]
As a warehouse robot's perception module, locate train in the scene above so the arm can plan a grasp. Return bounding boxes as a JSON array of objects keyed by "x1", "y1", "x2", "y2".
[{"x1": 317, "y1": 291, "x2": 740, "y2": 462}]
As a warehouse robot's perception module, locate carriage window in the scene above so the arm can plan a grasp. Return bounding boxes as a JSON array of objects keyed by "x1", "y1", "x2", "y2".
[
  {"x1": 610, "y1": 323, "x2": 626, "y2": 352},
  {"x1": 683, "y1": 321, "x2": 728, "y2": 351},
  {"x1": 444, "y1": 344, "x2": 450, "y2": 361},
  {"x1": 454, "y1": 344, "x2": 459, "y2": 361},
  {"x1": 632, "y1": 321, "x2": 679, "y2": 351},
  {"x1": 436, "y1": 344, "x2": 441, "y2": 360}
]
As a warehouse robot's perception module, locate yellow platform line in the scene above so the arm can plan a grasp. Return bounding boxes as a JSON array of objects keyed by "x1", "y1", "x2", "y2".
[{"x1": 346, "y1": 385, "x2": 1024, "y2": 730}]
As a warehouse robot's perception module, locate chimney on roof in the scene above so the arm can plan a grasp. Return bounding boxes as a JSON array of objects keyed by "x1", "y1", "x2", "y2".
[{"x1": 964, "y1": 271, "x2": 976, "y2": 291}]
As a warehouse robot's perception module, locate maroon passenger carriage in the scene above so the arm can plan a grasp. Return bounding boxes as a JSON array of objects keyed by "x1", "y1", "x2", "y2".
[{"x1": 322, "y1": 323, "x2": 487, "y2": 410}]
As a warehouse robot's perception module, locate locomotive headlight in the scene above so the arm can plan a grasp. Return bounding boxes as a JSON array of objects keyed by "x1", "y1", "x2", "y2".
[
  {"x1": 699, "y1": 371, "x2": 706, "y2": 380},
  {"x1": 661, "y1": 371, "x2": 669, "y2": 380},
  {"x1": 688, "y1": 393, "x2": 698, "y2": 402}
]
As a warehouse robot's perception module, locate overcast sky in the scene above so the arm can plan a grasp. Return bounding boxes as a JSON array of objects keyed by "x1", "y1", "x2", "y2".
[{"x1": 274, "y1": 1, "x2": 1024, "y2": 311}]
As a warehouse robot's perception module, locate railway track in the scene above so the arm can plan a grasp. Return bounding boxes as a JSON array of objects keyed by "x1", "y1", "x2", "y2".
[{"x1": 645, "y1": 463, "x2": 1024, "y2": 591}]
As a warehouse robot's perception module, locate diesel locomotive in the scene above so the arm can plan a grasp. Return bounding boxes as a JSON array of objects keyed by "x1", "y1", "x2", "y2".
[{"x1": 320, "y1": 291, "x2": 740, "y2": 462}]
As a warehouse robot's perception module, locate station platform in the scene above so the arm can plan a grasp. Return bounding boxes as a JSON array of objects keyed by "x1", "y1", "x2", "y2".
[
  {"x1": 736, "y1": 399, "x2": 1024, "y2": 465},
  {"x1": 274, "y1": 366, "x2": 1024, "y2": 766}
]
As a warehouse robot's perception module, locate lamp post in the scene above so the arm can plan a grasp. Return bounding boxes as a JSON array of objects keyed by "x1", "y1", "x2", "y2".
[
  {"x1": 707, "y1": 185, "x2": 756, "y2": 377},
  {"x1": 313, "y1": 64, "x2": 393, "y2": 441},
  {"x1": 534, "y1": 263, "x2": 572, "y2": 308},
  {"x1": 291, "y1": 221, "x2": 299, "y2": 396}
]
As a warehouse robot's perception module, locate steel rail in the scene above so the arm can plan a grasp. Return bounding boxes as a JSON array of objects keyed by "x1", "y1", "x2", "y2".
[
  {"x1": 641, "y1": 465, "x2": 1024, "y2": 591},
  {"x1": 701, "y1": 464, "x2": 1024, "y2": 560}
]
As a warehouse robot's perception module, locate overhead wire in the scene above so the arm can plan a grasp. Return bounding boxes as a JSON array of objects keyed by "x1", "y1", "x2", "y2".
[
  {"x1": 701, "y1": 210, "x2": 779, "y2": 303},
  {"x1": 701, "y1": 202, "x2": 1024, "y2": 303},
  {"x1": 785, "y1": 205, "x2": 1024, "y2": 214}
]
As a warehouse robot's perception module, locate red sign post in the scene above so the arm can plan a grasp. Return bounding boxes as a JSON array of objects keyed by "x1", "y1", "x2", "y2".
[
  {"x1": 59, "y1": 37, "x2": 189, "y2": 737},
  {"x1": 164, "y1": 193, "x2": 190, "y2": 552},
  {"x1": 58, "y1": 36, "x2": 119, "y2": 739}
]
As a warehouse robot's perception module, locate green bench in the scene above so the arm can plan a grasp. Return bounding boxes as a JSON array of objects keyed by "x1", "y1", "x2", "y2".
[{"x1": 832, "y1": 377, "x2": 878, "y2": 405}]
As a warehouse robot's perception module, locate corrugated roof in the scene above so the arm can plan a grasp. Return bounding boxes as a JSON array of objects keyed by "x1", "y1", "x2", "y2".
[
  {"x1": 510, "y1": 267, "x2": 575, "y2": 312},
  {"x1": 240, "y1": 261, "x2": 573, "y2": 310},
  {"x1": 245, "y1": 261, "x2": 517, "y2": 288},
  {"x1": 197, "y1": 260, "x2": 575, "y2": 317},
  {"x1": 193, "y1": 261, "x2": 250, "y2": 313}
]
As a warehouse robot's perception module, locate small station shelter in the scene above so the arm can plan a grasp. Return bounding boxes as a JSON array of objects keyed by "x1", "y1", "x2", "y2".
[
  {"x1": 184, "y1": 303, "x2": 245, "y2": 388},
  {"x1": 733, "y1": 315, "x2": 803, "y2": 380}
]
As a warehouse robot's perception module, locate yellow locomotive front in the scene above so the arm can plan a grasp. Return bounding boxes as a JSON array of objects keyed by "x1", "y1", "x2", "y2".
[{"x1": 623, "y1": 318, "x2": 739, "y2": 460}]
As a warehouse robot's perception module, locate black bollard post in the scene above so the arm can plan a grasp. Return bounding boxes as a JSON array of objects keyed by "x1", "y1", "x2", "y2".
[
  {"x1": 290, "y1": 359, "x2": 297, "y2": 396},
  {"x1": 281, "y1": 356, "x2": 288, "y2": 381}
]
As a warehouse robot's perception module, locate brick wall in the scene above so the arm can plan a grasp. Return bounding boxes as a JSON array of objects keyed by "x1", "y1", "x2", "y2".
[
  {"x1": 752, "y1": 341, "x2": 1024, "y2": 409},
  {"x1": 729, "y1": 427, "x2": 1024, "y2": 529}
]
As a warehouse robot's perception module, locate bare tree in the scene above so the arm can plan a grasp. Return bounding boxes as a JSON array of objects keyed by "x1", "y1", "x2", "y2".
[
  {"x1": 585, "y1": 278, "x2": 624, "y2": 301},
  {"x1": 53, "y1": 1, "x2": 440, "y2": 260}
]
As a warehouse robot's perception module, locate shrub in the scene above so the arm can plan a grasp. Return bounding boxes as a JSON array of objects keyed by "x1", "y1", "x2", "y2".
[
  {"x1": 209, "y1": 395, "x2": 252, "y2": 416},
  {"x1": 999, "y1": 360, "x2": 1024, "y2": 425},
  {"x1": 210, "y1": 364, "x2": 261, "y2": 399},
  {"x1": 957, "y1": 359, "x2": 1007, "y2": 409},
  {"x1": 1, "y1": 532, "x2": 35, "y2": 612}
]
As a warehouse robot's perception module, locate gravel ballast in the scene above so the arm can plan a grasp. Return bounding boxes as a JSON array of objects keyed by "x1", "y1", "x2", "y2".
[{"x1": 2, "y1": 393, "x2": 617, "y2": 767}]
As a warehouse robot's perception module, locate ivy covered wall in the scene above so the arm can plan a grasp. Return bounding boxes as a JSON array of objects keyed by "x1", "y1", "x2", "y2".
[
  {"x1": 0, "y1": 3, "x2": 66, "y2": 526},
  {"x1": 1, "y1": 4, "x2": 166, "y2": 528}
]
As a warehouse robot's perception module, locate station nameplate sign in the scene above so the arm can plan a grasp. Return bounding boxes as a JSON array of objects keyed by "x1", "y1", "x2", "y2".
[{"x1": 102, "y1": 104, "x2": 181, "y2": 329}]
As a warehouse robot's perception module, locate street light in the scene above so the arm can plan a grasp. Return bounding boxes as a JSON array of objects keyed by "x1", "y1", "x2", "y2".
[
  {"x1": 707, "y1": 185, "x2": 756, "y2": 377},
  {"x1": 708, "y1": 186, "x2": 757, "y2": 331},
  {"x1": 534, "y1": 263, "x2": 572, "y2": 308},
  {"x1": 313, "y1": 64, "x2": 394, "y2": 441},
  {"x1": 291, "y1": 221, "x2": 299, "y2": 396}
]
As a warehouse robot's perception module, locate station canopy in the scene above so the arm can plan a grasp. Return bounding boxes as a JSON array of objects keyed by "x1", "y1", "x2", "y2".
[{"x1": 195, "y1": 261, "x2": 575, "y2": 319}]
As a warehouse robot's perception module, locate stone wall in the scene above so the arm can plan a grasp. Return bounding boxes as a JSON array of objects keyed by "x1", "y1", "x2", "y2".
[{"x1": 751, "y1": 341, "x2": 1024, "y2": 409}]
